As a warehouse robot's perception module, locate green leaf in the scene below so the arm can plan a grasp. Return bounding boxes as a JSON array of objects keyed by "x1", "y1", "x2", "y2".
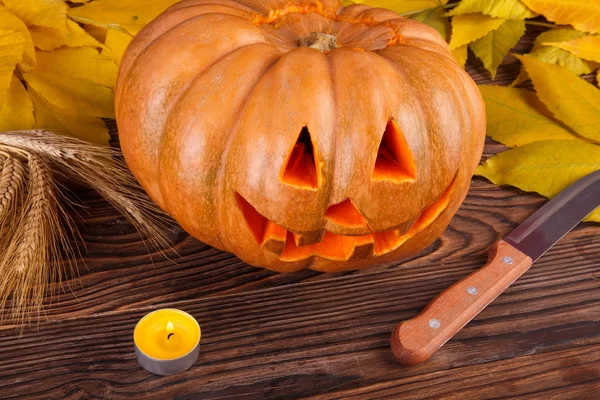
[
  {"x1": 479, "y1": 85, "x2": 580, "y2": 146},
  {"x1": 477, "y1": 140, "x2": 600, "y2": 222},
  {"x1": 470, "y1": 19, "x2": 525, "y2": 78},
  {"x1": 448, "y1": 0, "x2": 536, "y2": 20},
  {"x1": 516, "y1": 54, "x2": 600, "y2": 143}
]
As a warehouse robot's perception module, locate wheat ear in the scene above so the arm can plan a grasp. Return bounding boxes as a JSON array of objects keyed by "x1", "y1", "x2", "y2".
[
  {"x1": 0, "y1": 130, "x2": 175, "y2": 325},
  {"x1": 0, "y1": 155, "x2": 27, "y2": 248}
]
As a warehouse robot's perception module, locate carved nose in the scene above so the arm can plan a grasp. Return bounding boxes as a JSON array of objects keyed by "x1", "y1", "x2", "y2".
[{"x1": 325, "y1": 199, "x2": 367, "y2": 228}]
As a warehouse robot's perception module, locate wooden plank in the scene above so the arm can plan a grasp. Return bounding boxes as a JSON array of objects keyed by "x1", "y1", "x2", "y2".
[
  {"x1": 0, "y1": 230, "x2": 598, "y2": 397},
  {"x1": 1, "y1": 22, "x2": 599, "y2": 400}
]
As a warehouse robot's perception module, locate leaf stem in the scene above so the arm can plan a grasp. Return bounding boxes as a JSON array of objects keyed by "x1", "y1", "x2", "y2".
[
  {"x1": 400, "y1": 2, "x2": 458, "y2": 17},
  {"x1": 68, "y1": 15, "x2": 133, "y2": 36},
  {"x1": 525, "y1": 21, "x2": 557, "y2": 29}
]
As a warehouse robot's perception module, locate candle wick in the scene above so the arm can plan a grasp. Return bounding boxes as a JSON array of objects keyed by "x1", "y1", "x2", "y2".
[{"x1": 167, "y1": 333, "x2": 174, "y2": 340}]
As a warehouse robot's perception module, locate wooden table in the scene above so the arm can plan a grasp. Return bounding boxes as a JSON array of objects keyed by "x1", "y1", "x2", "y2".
[{"x1": 1, "y1": 29, "x2": 599, "y2": 399}]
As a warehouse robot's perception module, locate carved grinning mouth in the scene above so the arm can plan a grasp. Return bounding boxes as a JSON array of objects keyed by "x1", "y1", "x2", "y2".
[{"x1": 234, "y1": 175, "x2": 457, "y2": 262}]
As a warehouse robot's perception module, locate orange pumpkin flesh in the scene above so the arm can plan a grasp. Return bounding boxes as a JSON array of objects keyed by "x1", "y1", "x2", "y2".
[{"x1": 115, "y1": 0, "x2": 486, "y2": 272}]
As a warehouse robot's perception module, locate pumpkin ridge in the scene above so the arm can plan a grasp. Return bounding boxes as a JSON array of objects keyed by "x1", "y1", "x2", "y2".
[
  {"x1": 374, "y1": 47, "x2": 467, "y2": 205},
  {"x1": 119, "y1": 12, "x2": 269, "y2": 217},
  {"x1": 167, "y1": 0, "x2": 261, "y2": 14},
  {"x1": 382, "y1": 41, "x2": 454, "y2": 62},
  {"x1": 156, "y1": 43, "x2": 281, "y2": 250},
  {"x1": 118, "y1": 7, "x2": 256, "y2": 89},
  {"x1": 442, "y1": 60, "x2": 486, "y2": 169},
  {"x1": 119, "y1": 12, "x2": 266, "y2": 107},
  {"x1": 214, "y1": 55, "x2": 282, "y2": 253}
]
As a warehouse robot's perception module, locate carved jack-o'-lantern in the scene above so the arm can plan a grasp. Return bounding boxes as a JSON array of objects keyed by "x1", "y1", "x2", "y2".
[{"x1": 115, "y1": 0, "x2": 486, "y2": 272}]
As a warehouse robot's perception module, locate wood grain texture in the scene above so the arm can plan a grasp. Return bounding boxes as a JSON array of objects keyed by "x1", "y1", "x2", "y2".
[{"x1": 1, "y1": 26, "x2": 599, "y2": 399}]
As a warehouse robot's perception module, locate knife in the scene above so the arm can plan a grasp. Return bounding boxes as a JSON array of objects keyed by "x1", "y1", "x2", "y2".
[{"x1": 390, "y1": 170, "x2": 600, "y2": 365}]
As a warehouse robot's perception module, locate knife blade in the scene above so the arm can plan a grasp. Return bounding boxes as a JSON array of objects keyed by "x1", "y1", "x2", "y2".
[{"x1": 391, "y1": 170, "x2": 600, "y2": 365}]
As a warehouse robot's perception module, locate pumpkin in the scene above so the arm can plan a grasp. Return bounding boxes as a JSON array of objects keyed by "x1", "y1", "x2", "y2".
[{"x1": 115, "y1": 0, "x2": 486, "y2": 273}]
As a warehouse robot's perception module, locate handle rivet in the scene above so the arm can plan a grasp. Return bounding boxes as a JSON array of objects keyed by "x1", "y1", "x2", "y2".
[
  {"x1": 467, "y1": 286, "x2": 478, "y2": 295},
  {"x1": 429, "y1": 319, "x2": 441, "y2": 329},
  {"x1": 502, "y1": 256, "x2": 513, "y2": 265}
]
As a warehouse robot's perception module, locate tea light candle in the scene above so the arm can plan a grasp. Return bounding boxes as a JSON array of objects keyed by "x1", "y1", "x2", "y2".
[{"x1": 134, "y1": 309, "x2": 201, "y2": 375}]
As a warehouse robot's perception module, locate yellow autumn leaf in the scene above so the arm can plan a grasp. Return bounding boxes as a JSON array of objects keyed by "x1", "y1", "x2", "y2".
[
  {"x1": 479, "y1": 85, "x2": 579, "y2": 146},
  {"x1": 3, "y1": 0, "x2": 68, "y2": 34},
  {"x1": 102, "y1": 29, "x2": 133, "y2": 63},
  {"x1": 521, "y1": 0, "x2": 600, "y2": 34},
  {"x1": 470, "y1": 19, "x2": 525, "y2": 79},
  {"x1": 532, "y1": 27, "x2": 587, "y2": 50},
  {"x1": 0, "y1": 30, "x2": 24, "y2": 105},
  {"x1": 512, "y1": 28, "x2": 598, "y2": 85},
  {"x1": 449, "y1": 13, "x2": 505, "y2": 50},
  {"x1": 0, "y1": 76, "x2": 34, "y2": 130},
  {"x1": 29, "y1": 19, "x2": 103, "y2": 51},
  {"x1": 412, "y1": 6, "x2": 450, "y2": 41},
  {"x1": 28, "y1": 89, "x2": 110, "y2": 145},
  {"x1": 84, "y1": 24, "x2": 108, "y2": 43},
  {"x1": 512, "y1": 47, "x2": 598, "y2": 85},
  {"x1": 545, "y1": 36, "x2": 600, "y2": 64},
  {"x1": 35, "y1": 47, "x2": 118, "y2": 88},
  {"x1": 0, "y1": 6, "x2": 36, "y2": 70},
  {"x1": 448, "y1": 0, "x2": 536, "y2": 20},
  {"x1": 477, "y1": 140, "x2": 600, "y2": 222},
  {"x1": 452, "y1": 45, "x2": 468, "y2": 67},
  {"x1": 516, "y1": 54, "x2": 600, "y2": 143},
  {"x1": 68, "y1": 0, "x2": 180, "y2": 35},
  {"x1": 347, "y1": 0, "x2": 448, "y2": 14},
  {"x1": 23, "y1": 70, "x2": 114, "y2": 118}
]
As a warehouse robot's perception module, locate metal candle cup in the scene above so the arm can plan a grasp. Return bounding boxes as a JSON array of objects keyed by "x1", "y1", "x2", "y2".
[{"x1": 133, "y1": 309, "x2": 201, "y2": 375}]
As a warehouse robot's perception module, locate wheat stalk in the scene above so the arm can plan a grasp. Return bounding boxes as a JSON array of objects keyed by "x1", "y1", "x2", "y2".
[{"x1": 0, "y1": 130, "x2": 175, "y2": 325}]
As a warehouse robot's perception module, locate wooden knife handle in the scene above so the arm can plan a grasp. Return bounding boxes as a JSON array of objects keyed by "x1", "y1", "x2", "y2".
[{"x1": 390, "y1": 240, "x2": 533, "y2": 365}]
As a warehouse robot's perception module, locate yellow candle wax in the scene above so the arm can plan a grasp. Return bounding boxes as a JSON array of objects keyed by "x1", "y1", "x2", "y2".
[{"x1": 134, "y1": 309, "x2": 201, "y2": 375}]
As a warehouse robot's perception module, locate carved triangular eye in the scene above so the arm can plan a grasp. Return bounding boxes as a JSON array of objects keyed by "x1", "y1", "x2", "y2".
[
  {"x1": 280, "y1": 126, "x2": 318, "y2": 189},
  {"x1": 372, "y1": 119, "x2": 416, "y2": 182}
]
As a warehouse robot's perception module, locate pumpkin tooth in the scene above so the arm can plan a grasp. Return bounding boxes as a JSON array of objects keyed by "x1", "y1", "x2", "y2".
[
  {"x1": 234, "y1": 192, "x2": 268, "y2": 245},
  {"x1": 371, "y1": 174, "x2": 457, "y2": 255},
  {"x1": 238, "y1": 174, "x2": 456, "y2": 261},
  {"x1": 280, "y1": 126, "x2": 319, "y2": 189},
  {"x1": 372, "y1": 119, "x2": 416, "y2": 183},
  {"x1": 324, "y1": 198, "x2": 367, "y2": 228},
  {"x1": 261, "y1": 220, "x2": 287, "y2": 255},
  {"x1": 293, "y1": 230, "x2": 324, "y2": 246},
  {"x1": 411, "y1": 173, "x2": 457, "y2": 230}
]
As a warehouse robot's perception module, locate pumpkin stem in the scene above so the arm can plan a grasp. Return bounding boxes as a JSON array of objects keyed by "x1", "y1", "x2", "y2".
[{"x1": 298, "y1": 32, "x2": 338, "y2": 52}]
